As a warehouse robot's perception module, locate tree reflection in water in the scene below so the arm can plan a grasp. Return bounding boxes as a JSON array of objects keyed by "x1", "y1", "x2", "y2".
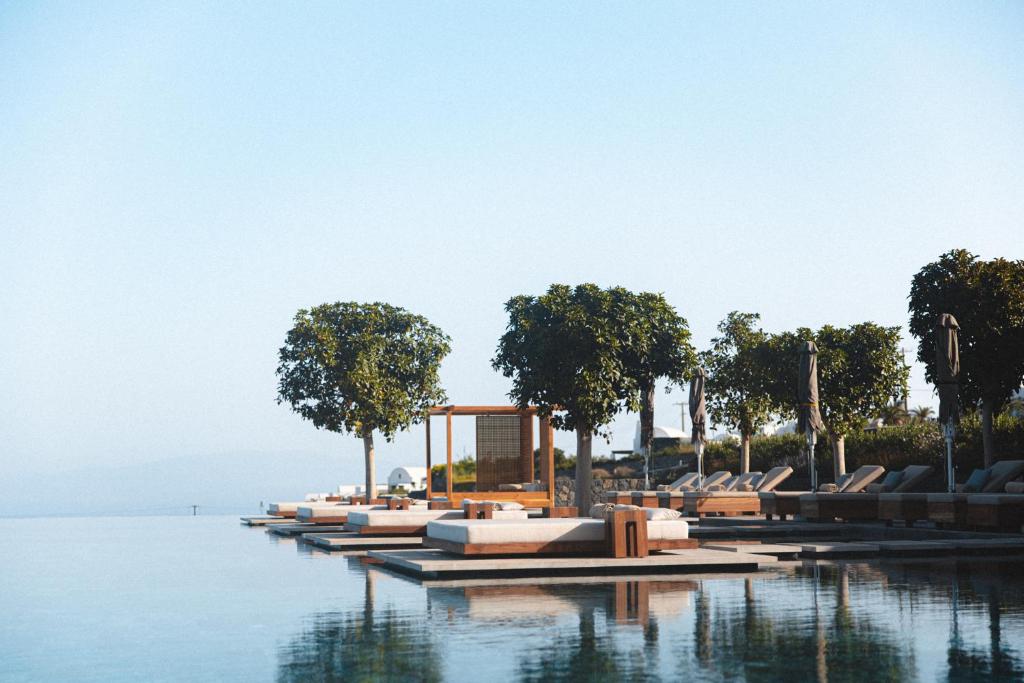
[
  {"x1": 685, "y1": 566, "x2": 916, "y2": 682},
  {"x1": 515, "y1": 581, "x2": 666, "y2": 683},
  {"x1": 276, "y1": 570, "x2": 442, "y2": 683}
]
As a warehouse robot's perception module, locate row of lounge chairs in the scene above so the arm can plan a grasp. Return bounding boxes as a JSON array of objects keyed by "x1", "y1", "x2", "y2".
[{"x1": 802, "y1": 460, "x2": 1024, "y2": 531}]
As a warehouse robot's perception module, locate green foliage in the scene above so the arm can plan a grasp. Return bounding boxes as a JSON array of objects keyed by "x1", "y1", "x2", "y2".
[
  {"x1": 909, "y1": 249, "x2": 1024, "y2": 412},
  {"x1": 493, "y1": 284, "x2": 645, "y2": 434},
  {"x1": 617, "y1": 291, "x2": 698, "y2": 452},
  {"x1": 699, "y1": 414, "x2": 1024, "y2": 483},
  {"x1": 276, "y1": 302, "x2": 451, "y2": 439},
  {"x1": 534, "y1": 447, "x2": 574, "y2": 472},
  {"x1": 430, "y1": 454, "x2": 477, "y2": 484},
  {"x1": 764, "y1": 323, "x2": 909, "y2": 439},
  {"x1": 700, "y1": 312, "x2": 775, "y2": 438}
]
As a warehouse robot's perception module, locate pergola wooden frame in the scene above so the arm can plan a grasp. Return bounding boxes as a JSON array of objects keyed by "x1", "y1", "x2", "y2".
[{"x1": 425, "y1": 405, "x2": 556, "y2": 509}]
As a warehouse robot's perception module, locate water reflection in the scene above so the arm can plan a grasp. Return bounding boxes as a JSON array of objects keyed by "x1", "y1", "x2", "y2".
[
  {"x1": 276, "y1": 561, "x2": 1024, "y2": 682},
  {"x1": 277, "y1": 568, "x2": 443, "y2": 683}
]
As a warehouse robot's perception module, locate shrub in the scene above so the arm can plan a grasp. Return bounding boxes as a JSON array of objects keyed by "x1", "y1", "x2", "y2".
[
  {"x1": 592, "y1": 469, "x2": 611, "y2": 479},
  {"x1": 613, "y1": 465, "x2": 636, "y2": 478}
]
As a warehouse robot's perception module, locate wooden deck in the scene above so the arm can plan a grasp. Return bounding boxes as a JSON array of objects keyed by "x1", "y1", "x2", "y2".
[
  {"x1": 240, "y1": 516, "x2": 291, "y2": 526},
  {"x1": 304, "y1": 532, "x2": 424, "y2": 552},
  {"x1": 366, "y1": 548, "x2": 777, "y2": 579},
  {"x1": 267, "y1": 523, "x2": 349, "y2": 537}
]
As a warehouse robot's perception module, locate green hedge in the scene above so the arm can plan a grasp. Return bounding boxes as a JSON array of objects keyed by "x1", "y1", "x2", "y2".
[{"x1": 700, "y1": 415, "x2": 1024, "y2": 481}]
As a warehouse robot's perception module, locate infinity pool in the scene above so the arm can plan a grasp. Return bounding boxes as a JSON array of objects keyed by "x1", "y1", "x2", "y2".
[{"x1": 2, "y1": 516, "x2": 1022, "y2": 682}]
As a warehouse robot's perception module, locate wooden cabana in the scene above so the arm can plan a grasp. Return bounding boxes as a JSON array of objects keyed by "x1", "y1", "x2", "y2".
[{"x1": 425, "y1": 405, "x2": 556, "y2": 509}]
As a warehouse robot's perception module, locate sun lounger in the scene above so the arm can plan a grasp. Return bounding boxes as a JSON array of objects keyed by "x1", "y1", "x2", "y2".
[
  {"x1": 267, "y1": 501, "x2": 317, "y2": 518},
  {"x1": 604, "y1": 471, "x2": 731, "y2": 508},
  {"x1": 423, "y1": 508, "x2": 695, "y2": 557},
  {"x1": 966, "y1": 494, "x2": 1024, "y2": 533},
  {"x1": 926, "y1": 460, "x2": 1024, "y2": 528},
  {"x1": 656, "y1": 472, "x2": 702, "y2": 492},
  {"x1": 345, "y1": 505, "x2": 529, "y2": 536},
  {"x1": 652, "y1": 471, "x2": 735, "y2": 510},
  {"x1": 873, "y1": 466, "x2": 937, "y2": 527},
  {"x1": 799, "y1": 466, "x2": 887, "y2": 522},
  {"x1": 681, "y1": 467, "x2": 794, "y2": 517},
  {"x1": 295, "y1": 503, "x2": 393, "y2": 524}
]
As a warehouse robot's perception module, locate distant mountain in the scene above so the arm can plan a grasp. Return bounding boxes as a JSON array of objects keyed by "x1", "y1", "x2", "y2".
[{"x1": 1, "y1": 451, "x2": 357, "y2": 517}]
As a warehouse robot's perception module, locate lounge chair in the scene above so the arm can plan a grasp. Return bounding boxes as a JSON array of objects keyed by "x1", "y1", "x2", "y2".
[
  {"x1": 682, "y1": 467, "x2": 794, "y2": 517},
  {"x1": 423, "y1": 506, "x2": 696, "y2": 557},
  {"x1": 967, "y1": 493, "x2": 1024, "y2": 532},
  {"x1": 657, "y1": 472, "x2": 702, "y2": 491},
  {"x1": 602, "y1": 472, "x2": 719, "y2": 507},
  {"x1": 798, "y1": 465, "x2": 887, "y2": 522},
  {"x1": 872, "y1": 466, "x2": 937, "y2": 527},
  {"x1": 267, "y1": 501, "x2": 326, "y2": 518},
  {"x1": 654, "y1": 471, "x2": 734, "y2": 511},
  {"x1": 926, "y1": 460, "x2": 1024, "y2": 528},
  {"x1": 345, "y1": 504, "x2": 529, "y2": 536},
  {"x1": 295, "y1": 498, "x2": 422, "y2": 524}
]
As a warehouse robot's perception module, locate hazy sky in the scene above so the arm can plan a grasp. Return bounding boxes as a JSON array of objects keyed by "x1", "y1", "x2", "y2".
[{"x1": 3, "y1": 2, "x2": 1022, "y2": 485}]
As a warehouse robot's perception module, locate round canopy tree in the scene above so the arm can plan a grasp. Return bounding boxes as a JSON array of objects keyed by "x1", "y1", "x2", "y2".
[
  {"x1": 765, "y1": 323, "x2": 909, "y2": 475},
  {"x1": 909, "y1": 250, "x2": 1024, "y2": 466},
  {"x1": 492, "y1": 284, "x2": 641, "y2": 512},
  {"x1": 276, "y1": 302, "x2": 451, "y2": 498}
]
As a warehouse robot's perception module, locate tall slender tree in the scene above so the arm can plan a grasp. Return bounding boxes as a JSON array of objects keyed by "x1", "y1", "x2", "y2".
[
  {"x1": 909, "y1": 250, "x2": 1024, "y2": 466},
  {"x1": 700, "y1": 312, "x2": 775, "y2": 472},
  {"x1": 493, "y1": 284, "x2": 641, "y2": 512},
  {"x1": 616, "y1": 291, "x2": 698, "y2": 466},
  {"x1": 276, "y1": 302, "x2": 450, "y2": 498}
]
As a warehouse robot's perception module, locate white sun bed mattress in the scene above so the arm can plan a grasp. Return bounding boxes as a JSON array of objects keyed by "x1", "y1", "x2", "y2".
[
  {"x1": 296, "y1": 504, "x2": 386, "y2": 519},
  {"x1": 347, "y1": 509, "x2": 528, "y2": 527},
  {"x1": 426, "y1": 518, "x2": 689, "y2": 545}
]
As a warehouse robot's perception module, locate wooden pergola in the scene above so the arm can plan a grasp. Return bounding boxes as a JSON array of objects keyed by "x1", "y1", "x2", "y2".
[{"x1": 425, "y1": 405, "x2": 556, "y2": 508}]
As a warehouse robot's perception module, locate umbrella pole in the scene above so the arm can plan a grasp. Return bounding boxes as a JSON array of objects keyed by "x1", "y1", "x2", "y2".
[
  {"x1": 695, "y1": 442, "x2": 704, "y2": 491},
  {"x1": 807, "y1": 430, "x2": 817, "y2": 491},
  {"x1": 945, "y1": 423, "x2": 956, "y2": 493}
]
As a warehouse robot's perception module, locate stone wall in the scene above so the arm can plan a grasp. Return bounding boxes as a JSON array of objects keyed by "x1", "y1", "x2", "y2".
[{"x1": 554, "y1": 476, "x2": 646, "y2": 507}]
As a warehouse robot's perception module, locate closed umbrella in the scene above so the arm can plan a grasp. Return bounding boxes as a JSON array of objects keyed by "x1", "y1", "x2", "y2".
[
  {"x1": 936, "y1": 314, "x2": 960, "y2": 492},
  {"x1": 798, "y1": 341, "x2": 825, "y2": 491},
  {"x1": 689, "y1": 368, "x2": 707, "y2": 489}
]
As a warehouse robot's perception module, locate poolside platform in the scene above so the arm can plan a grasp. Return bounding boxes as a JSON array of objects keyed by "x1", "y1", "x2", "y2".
[
  {"x1": 267, "y1": 523, "x2": 349, "y2": 537},
  {"x1": 240, "y1": 516, "x2": 291, "y2": 526},
  {"x1": 304, "y1": 532, "x2": 424, "y2": 552},
  {"x1": 366, "y1": 548, "x2": 776, "y2": 580}
]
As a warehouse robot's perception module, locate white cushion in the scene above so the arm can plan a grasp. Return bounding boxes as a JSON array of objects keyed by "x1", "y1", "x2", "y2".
[
  {"x1": 348, "y1": 509, "x2": 527, "y2": 526},
  {"x1": 428, "y1": 518, "x2": 689, "y2": 544},
  {"x1": 645, "y1": 508, "x2": 682, "y2": 520},
  {"x1": 297, "y1": 504, "x2": 385, "y2": 519},
  {"x1": 268, "y1": 502, "x2": 304, "y2": 513}
]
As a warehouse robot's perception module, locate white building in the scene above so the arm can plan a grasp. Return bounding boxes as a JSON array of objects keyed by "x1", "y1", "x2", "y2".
[
  {"x1": 633, "y1": 423, "x2": 687, "y2": 454},
  {"x1": 387, "y1": 466, "x2": 428, "y2": 492}
]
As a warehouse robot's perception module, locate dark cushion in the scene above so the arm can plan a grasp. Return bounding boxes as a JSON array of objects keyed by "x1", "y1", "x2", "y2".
[
  {"x1": 880, "y1": 470, "x2": 904, "y2": 492},
  {"x1": 961, "y1": 468, "x2": 989, "y2": 493}
]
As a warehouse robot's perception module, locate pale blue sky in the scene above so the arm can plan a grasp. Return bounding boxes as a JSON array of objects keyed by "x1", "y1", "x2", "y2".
[{"x1": 2, "y1": 2, "x2": 1022, "y2": 485}]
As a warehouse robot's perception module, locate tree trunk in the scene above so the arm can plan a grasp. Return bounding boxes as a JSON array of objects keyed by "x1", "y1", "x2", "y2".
[
  {"x1": 362, "y1": 431, "x2": 376, "y2": 501},
  {"x1": 981, "y1": 400, "x2": 995, "y2": 469},
  {"x1": 831, "y1": 434, "x2": 846, "y2": 478},
  {"x1": 740, "y1": 433, "x2": 750, "y2": 474},
  {"x1": 640, "y1": 380, "x2": 655, "y2": 489},
  {"x1": 575, "y1": 426, "x2": 593, "y2": 513},
  {"x1": 640, "y1": 380, "x2": 655, "y2": 456}
]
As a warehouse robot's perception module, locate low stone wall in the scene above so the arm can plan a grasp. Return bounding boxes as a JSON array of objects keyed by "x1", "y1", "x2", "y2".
[{"x1": 554, "y1": 477, "x2": 646, "y2": 507}]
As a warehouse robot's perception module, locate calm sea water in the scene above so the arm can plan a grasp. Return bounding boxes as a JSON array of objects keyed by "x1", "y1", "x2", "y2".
[{"x1": 1, "y1": 515, "x2": 1023, "y2": 682}]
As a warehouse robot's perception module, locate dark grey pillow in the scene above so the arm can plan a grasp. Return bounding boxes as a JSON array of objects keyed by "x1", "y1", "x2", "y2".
[
  {"x1": 880, "y1": 470, "x2": 904, "y2": 492},
  {"x1": 961, "y1": 468, "x2": 989, "y2": 493}
]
